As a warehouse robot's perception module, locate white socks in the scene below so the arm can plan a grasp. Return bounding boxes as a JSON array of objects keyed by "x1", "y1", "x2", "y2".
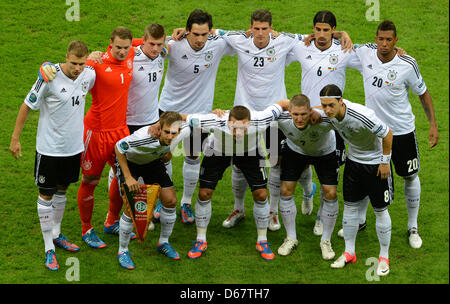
[
  {"x1": 342, "y1": 202, "x2": 359, "y2": 256},
  {"x1": 37, "y1": 196, "x2": 54, "y2": 252},
  {"x1": 268, "y1": 165, "x2": 281, "y2": 214},
  {"x1": 181, "y1": 157, "x2": 200, "y2": 206},
  {"x1": 232, "y1": 166, "x2": 248, "y2": 212},
  {"x1": 253, "y1": 199, "x2": 270, "y2": 242},
  {"x1": 279, "y1": 195, "x2": 297, "y2": 240},
  {"x1": 119, "y1": 213, "x2": 133, "y2": 253},
  {"x1": 159, "y1": 206, "x2": 176, "y2": 244},
  {"x1": 358, "y1": 196, "x2": 370, "y2": 225},
  {"x1": 374, "y1": 208, "x2": 392, "y2": 259},
  {"x1": 52, "y1": 190, "x2": 66, "y2": 238},
  {"x1": 195, "y1": 199, "x2": 212, "y2": 242},
  {"x1": 404, "y1": 174, "x2": 421, "y2": 229},
  {"x1": 298, "y1": 166, "x2": 313, "y2": 198},
  {"x1": 321, "y1": 197, "x2": 338, "y2": 241}
]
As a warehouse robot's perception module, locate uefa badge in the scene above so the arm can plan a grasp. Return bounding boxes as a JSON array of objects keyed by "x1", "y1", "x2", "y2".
[
  {"x1": 205, "y1": 51, "x2": 213, "y2": 61},
  {"x1": 329, "y1": 54, "x2": 338, "y2": 65},
  {"x1": 28, "y1": 93, "x2": 37, "y2": 103},
  {"x1": 387, "y1": 70, "x2": 397, "y2": 81},
  {"x1": 266, "y1": 47, "x2": 276, "y2": 57},
  {"x1": 120, "y1": 141, "x2": 130, "y2": 151}
]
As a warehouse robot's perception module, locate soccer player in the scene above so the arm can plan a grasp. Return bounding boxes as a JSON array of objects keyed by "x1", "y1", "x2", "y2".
[
  {"x1": 158, "y1": 9, "x2": 235, "y2": 224},
  {"x1": 286, "y1": 10, "x2": 362, "y2": 235},
  {"x1": 185, "y1": 99, "x2": 290, "y2": 261},
  {"x1": 277, "y1": 94, "x2": 339, "y2": 260},
  {"x1": 113, "y1": 112, "x2": 188, "y2": 269},
  {"x1": 104, "y1": 24, "x2": 168, "y2": 234},
  {"x1": 320, "y1": 85, "x2": 393, "y2": 276},
  {"x1": 9, "y1": 41, "x2": 96, "y2": 270}
]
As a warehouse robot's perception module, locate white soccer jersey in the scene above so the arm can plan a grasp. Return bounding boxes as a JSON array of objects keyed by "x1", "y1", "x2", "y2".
[
  {"x1": 158, "y1": 35, "x2": 235, "y2": 114},
  {"x1": 126, "y1": 47, "x2": 165, "y2": 126},
  {"x1": 220, "y1": 31, "x2": 303, "y2": 110},
  {"x1": 116, "y1": 125, "x2": 190, "y2": 165},
  {"x1": 286, "y1": 39, "x2": 362, "y2": 107},
  {"x1": 186, "y1": 104, "x2": 283, "y2": 155},
  {"x1": 328, "y1": 99, "x2": 390, "y2": 165},
  {"x1": 24, "y1": 64, "x2": 96, "y2": 157},
  {"x1": 354, "y1": 44, "x2": 427, "y2": 135},
  {"x1": 277, "y1": 109, "x2": 336, "y2": 156}
]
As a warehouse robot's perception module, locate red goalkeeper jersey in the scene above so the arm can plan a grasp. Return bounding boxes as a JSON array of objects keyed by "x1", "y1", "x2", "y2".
[{"x1": 84, "y1": 48, "x2": 134, "y2": 131}]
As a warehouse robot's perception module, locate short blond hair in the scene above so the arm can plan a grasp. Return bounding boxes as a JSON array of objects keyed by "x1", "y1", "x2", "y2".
[{"x1": 67, "y1": 40, "x2": 89, "y2": 57}]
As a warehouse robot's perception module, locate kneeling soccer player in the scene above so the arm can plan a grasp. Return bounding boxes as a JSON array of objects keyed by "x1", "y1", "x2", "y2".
[{"x1": 111, "y1": 111, "x2": 187, "y2": 269}]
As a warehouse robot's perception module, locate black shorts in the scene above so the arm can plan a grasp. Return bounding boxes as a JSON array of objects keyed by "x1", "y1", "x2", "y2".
[
  {"x1": 159, "y1": 108, "x2": 208, "y2": 157},
  {"x1": 280, "y1": 145, "x2": 339, "y2": 186},
  {"x1": 199, "y1": 153, "x2": 267, "y2": 192},
  {"x1": 392, "y1": 130, "x2": 420, "y2": 177},
  {"x1": 343, "y1": 158, "x2": 393, "y2": 210},
  {"x1": 116, "y1": 158, "x2": 173, "y2": 189},
  {"x1": 34, "y1": 152, "x2": 81, "y2": 196},
  {"x1": 335, "y1": 131, "x2": 346, "y2": 166},
  {"x1": 264, "y1": 124, "x2": 286, "y2": 158}
]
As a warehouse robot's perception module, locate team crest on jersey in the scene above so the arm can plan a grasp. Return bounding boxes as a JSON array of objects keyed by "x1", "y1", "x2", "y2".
[
  {"x1": 38, "y1": 175, "x2": 45, "y2": 184},
  {"x1": 81, "y1": 81, "x2": 89, "y2": 93},
  {"x1": 266, "y1": 47, "x2": 276, "y2": 57},
  {"x1": 158, "y1": 59, "x2": 163, "y2": 68},
  {"x1": 127, "y1": 59, "x2": 132, "y2": 69},
  {"x1": 120, "y1": 141, "x2": 129, "y2": 151},
  {"x1": 28, "y1": 93, "x2": 37, "y2": 103},
  {"x1": 387, "y1": 70, "x2": 397, "y2": 81},
  {"x1": 82, "y1": 160, "x2": 92, "y2": 171},
  {"x1": 205, "y1": 51, "x2": 213, "y2": 61},
  {"x1": 329, "y1": 54, "x2": 338, "y2": 65}
]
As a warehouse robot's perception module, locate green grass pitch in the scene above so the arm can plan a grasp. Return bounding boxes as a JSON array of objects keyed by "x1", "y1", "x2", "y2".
[{"x1": 0, "y1": 0, "x2": 448, "y2": 285}]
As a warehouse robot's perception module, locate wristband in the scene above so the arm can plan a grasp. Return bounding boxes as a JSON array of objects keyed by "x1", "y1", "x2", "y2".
[{"x1": 380, "y1": 154, "x2": 391, "y2": 164}]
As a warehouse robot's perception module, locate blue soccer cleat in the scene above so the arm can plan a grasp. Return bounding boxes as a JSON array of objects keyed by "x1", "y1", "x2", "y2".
[
  {"x1": 153, "y1": 200, "x2": 162, "y2": 221},
  {"x1": 180, "y1": 204, "x2": 195, "y2": 224},
  {"x1": 53, "y1": 234, "x2": 80, "y2": 252},
  {"x1": 157, "y1": 242, "x2": 180, "y2": 260},
  {"x1": 187, "y1": 240, "x2": 207, "y2": 259},
  {"x1": 82, "y1": 228, "x2": 107, "y2": 249},
  {"x1": 44, "y1": 249, "x2": 59, "y2": 271},
  {"x1": 104, "y1": 221, "x2": 137, "y2": 240},
  {"x1": 117, "y1": 251, "x2": 135, "y2": 270}
]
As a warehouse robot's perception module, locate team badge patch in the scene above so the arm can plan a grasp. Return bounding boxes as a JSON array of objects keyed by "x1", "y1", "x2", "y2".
[
  {"x1": 158, "y1": 59, "x2": 163, "y2": 68},
  {"x1": 329, "y1": 54, "x2": 338, "y2": 65},
  {"x1": 266, "y1": 47, "x2": 276, "y2": 57},
  {"x1": 119, "y1": 141, "x2": 129, "y2": 151},
  {"x1": 38, "y1": 175, "x2": 45, "y2": 184},
  {"x1": 82, "y1": 160, "x2": 92, "y2": 171},
  {"x1": 81, "y1": 81, "x2": 89, "y2": 93},
  {"x1": 387, "y1": 70, "x2": 397, "y2": 81},
  {"x1": 29, "y1": 93, "x2": 37, "y2": 103},
  {"x1": 205, "y1": 51, "x2": 213, "y2": 61}
]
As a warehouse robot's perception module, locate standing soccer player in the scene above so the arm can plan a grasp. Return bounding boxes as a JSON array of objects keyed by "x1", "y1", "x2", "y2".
[
  {"x1": 320, "y1": 85, "x2": 393, "y2": 276},
  {"x1": 158, "y1": 9, "x2": 235, "y2": 224},
  {"x1": 352, "y1": 20, "x2": 439, "y2": 248},
  {"x1": 185, "y1": 100, "x2": 290, "y2": 261},
  {"x1": 9, "y1": 41, "x2": 96, "y2": 270},
  {"x1": 277, "y1": 94, "x2": 339, "y2": 260}
]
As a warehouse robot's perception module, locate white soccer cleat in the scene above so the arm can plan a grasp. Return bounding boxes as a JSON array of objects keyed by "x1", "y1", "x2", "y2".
[
  {"x1": 408, "y1": 227, "x2": 422, "y2": 249},
  {"x1": 330, "y1": 252, "x2": 357, "y2": 269},
  {"x1": 313, "y1": 218, "x2": 323, "y2": 236},
  {"x1": 376, "y1": 257, "x2": 390, "y2": 276},
  {"x1": 277, "y1": 237, "x2": 298, "y2": 256},
  {"x1": 337, "y1": 221, "x2": 367, "y2": 238},
  {"x1": 268, "y1": 212, "x2": 281, "y2": 231},
  {"x1": 320, "y1": 239, "x2": 335, "y2": 260},
  {"x1": 301, "y1": 182, "x2": 317, "y2": 215},
  {"x1": 148, "y1": 221, "x2": 155, "y2": 231},
  {"x1": 222, "y1": 209, "x2": 245, "y2": 228},
  {"x1": 337, "y1": 228, "x2": 344, "y2": 238}
]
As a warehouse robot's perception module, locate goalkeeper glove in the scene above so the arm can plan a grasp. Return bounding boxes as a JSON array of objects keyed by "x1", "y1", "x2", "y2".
[{"x1": 38, "y1": 62, "x2": 57, "y2": 82}]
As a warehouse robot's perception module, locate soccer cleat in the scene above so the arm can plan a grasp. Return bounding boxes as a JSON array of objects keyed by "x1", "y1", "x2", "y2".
[
  {"x1": 117, "y1": 251, "x2": 135, "y2": 270},
  {"x1": 313, "y1": 218, "x2": 323, "y2": 236},
  {"x1": 256, "y1": 241, "x2": 275, "y2": 260},
  {"x1": 277, "y1": 237, "x2": 298, "y2": 256},
  {"x1": 82, "y1": 228, "x2": 107, "y2": 249},
  {"x1": 188, "y1": 240, "x2": 208, "y2": 259},
  {"x1": 337, "y1": 221, "x2": 367, "y2": 238},
  {"x1": 44, "y1": 249, "x2": 59, "y2": 271},
  {"x1": 153, "y1": 200, "x2": 162, "y2": 221},
  {"x1": 320, "y1": 239, "x2": 335, "y2": 260},
  {"x1": 330, "y1": 252, "x2": 357, "y2": 269},
  {"x1": 180, "y1": 204, "x2": 195, "y2": 224},
  {"x1": 53, "y1": 234, "x2": 80, "y2": 252},
  {"x1": 408, "y1": 227, "x2": 422, "y2": 249},
  {"x1": 157, "y1": 242, "x2": 181, "y2": 260},
  {"x1": 104, "y1": 221, "x2": 137, "y2": 240},
  {"x1": 301, "y1": 182, "x2": 317, "y2": 215},
  {"x1": 268, "y1": 212, "x2": 281, "y2": 231},
  {"x1": 222, "y1": 209, "x2": 245, "y2": 228},
  {"x1": 376, "y1": 257, "x2": 390, "y2": 276}
]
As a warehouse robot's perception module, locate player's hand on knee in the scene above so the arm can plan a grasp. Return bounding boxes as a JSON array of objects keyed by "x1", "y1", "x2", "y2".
[{"x1": 38, "y1": 62, "x2": 56, "y2": 82}]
